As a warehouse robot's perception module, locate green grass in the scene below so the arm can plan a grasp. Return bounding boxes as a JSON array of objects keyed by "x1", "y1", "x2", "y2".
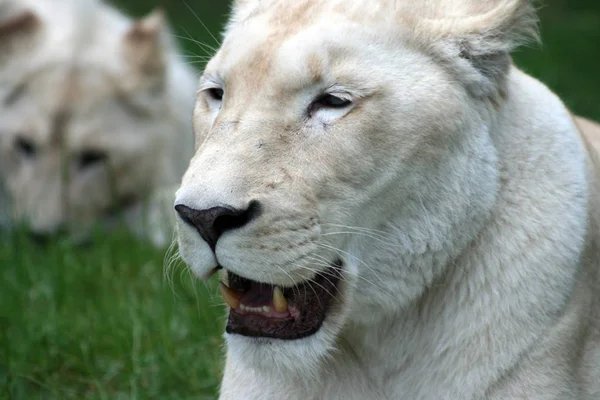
[
  {"x1": 1, "y1": 0, "x2": 599, "y2": 399},
  {"x1": 0, "y1": 231, "x2": 224, "y2": 399}
]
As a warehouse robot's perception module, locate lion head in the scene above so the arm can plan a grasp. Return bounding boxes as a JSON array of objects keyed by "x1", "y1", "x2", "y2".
[
  {"x1": 175, "y1": 0, "x2": 539, "y2": 375},
  {"x1": 0, "y1": 0, "x2": 196, "y2": 240}
]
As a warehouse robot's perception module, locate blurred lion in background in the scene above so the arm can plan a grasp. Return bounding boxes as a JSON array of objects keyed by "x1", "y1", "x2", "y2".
[{"x1": 0, "y1": 0, "x2": 197, "y2": 246}]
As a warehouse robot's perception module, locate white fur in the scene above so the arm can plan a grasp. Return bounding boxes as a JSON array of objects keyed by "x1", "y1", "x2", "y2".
[{"x1": 175, "y1": 0, "x2": 600, "y2": 398}]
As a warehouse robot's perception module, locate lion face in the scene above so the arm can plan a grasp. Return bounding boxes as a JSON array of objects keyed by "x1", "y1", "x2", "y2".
[
  {"x1": 1, "y1": 67, "x2": 158, "y2": 237},
  {"x1": 176, "y1": 0, "x2": 523, "y2": 373},
  {"x1": 0, "y1": 2, "x2": 194, "y2": 239}
]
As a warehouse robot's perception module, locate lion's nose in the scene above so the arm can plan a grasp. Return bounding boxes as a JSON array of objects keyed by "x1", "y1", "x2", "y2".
[{"x1": 174, "y1": 201, "x2": 260, "y2": 251}]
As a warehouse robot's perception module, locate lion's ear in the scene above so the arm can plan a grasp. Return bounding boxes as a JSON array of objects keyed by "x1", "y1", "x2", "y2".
[
  {"x1": 411, "y1": 0, "x2": 539, "y2": 101},
  {"x1": 0, "y1": 3, "x2": 40, "y2": 55},
  {"x1": 229, "y1": 0, "x2": 276, "y2": 27},
  {"x1": 231, "y1": 0, "x2": 266, "y2": 11},
  {"x1": 123, "y1": 8, "x2": 167, "y2": 77},
  {"x1": 232, "y1": 0, "x2": 255, "y2": 8}
]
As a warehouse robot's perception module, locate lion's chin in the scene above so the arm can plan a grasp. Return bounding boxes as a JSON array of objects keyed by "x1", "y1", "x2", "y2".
[{"x1": 224, "y1": 308, "x2": 345, "y2": 375}]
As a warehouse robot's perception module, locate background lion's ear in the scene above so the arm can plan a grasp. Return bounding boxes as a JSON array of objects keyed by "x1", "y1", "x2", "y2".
[
  {"x1": 122, "y1": 8, "x2": 167, "y2": 77},
  {"x1": 408, "y1": 0, "x2": 539, "y2": 102},
  {"x1": 0, "y1": 2, "x2": 41, "y2": 57}
]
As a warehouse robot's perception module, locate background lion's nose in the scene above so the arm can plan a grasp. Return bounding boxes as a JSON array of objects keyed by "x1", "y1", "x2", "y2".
[
  {"x1": 174, "y1": 202, "x2": 260, "y2": 250},
  {"x1": 30, "y1": 231, "x2": 54, "y2": 245}
]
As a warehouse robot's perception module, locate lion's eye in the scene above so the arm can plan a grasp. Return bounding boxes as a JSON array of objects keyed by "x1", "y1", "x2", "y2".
[
  {"x1": 79, "y1": 150, "x2": 108, "y2": 169},
  {"x1": 313, "y1": 94, "x2": 352, "y2": 109},
  {"x1": 207, "y1": 88, "x2": 224, "y2": 102},
  {"x1": 15, "y1": 137, "x2": 36, "y2": 158}
]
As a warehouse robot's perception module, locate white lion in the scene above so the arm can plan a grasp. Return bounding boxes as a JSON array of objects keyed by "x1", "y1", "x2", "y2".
[
  {"x1": 577, "y1": 116, "x2": 600, "y2": 156},
  {"x1": 0, "y1": 0, "x2": 197, "y2": 246},
  {"x1": 175, "y1": 0, "x2": 600, "y2": 398}
]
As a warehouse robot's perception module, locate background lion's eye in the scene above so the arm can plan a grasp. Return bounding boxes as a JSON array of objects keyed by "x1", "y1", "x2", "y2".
[
  {"x1": 313, "y1": 94, "x2": 351, "y2": 109},
  {"x1": 79, "y1": 150, "x2": 108, "y2": 170},
  {"x1": 15, "y1": 137, "x2": 37, "y2": 158},
  {"x1": 207, "y1": 88, "x2": 224, "y2": 101}
]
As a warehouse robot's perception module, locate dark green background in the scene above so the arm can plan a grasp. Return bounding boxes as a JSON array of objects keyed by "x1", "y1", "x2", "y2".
[{"x1": 111, "y1": 0, "x2": 600, "y2": 121}]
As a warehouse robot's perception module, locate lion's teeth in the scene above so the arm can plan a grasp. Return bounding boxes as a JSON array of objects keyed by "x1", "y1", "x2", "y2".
[
  {"x1": 219, "y1": 282, "x2": 241, "y2": 309},
  {"x1": 273, "y1": 286, "x2": 288, "y2": 313}
]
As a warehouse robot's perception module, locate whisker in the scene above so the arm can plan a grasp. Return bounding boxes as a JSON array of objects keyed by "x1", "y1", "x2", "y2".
[
  {"x1": 292, "y1": 252, "x2": 367, "y2": 292},
  {"x1": 321, "y1": 223, "x2": 391, "y2": 237},
  {"x1": 182, "y1": 1, "x2": 221, "y2": 47},
  {"x1": 183, "y1": 60, "x2": 209, "y2": 66},
  {"x1": 171, "y1": 33, "x2": 217, "y2": 54},
  {"x1": 293, "y1": 262, "x2": 342, "y2": 297},
  {"x1": 302, "y1": 254, "x2": 387, "y2": 293},
  {"x1": 316, "y1": 243, "x2": 389, "y2": 289},
  {"x1": 180, "y1": 55, "x2": 213, "y2": 60},
  {"x1": 163, "y1": 229, "x2": 183, "y2": 291},
  {"x1": 291, "y1": 264, "x2": 325, "y2": 309},
  {"x1": 321, "y1": 231, "x2": 396, "y2": 247},
  {"x1": 301, "y1": 254, "x2": 344, "y2": 278},
  {"x1": 272, "y1": 263, "x2": 302, "y2": 300},
  {"x1": 287, "y1": 262, "x2": 335, "y2": 304}
]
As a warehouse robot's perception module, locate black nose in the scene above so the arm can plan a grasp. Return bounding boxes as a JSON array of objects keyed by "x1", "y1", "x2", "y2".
[
  {"x1": 29, "y1": 227, "x2": 64, "y2": 245},
  {"x1": 174, "y1": 201, "x2": 260, "y2": 251}
]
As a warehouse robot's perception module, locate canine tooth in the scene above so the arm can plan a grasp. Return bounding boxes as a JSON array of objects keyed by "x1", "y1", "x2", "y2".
[
  {"x1": 219, "y1": 282, "x2": 241, "y2": 309},
  {"x1": 263, "y1": 306, "x2": 271, "y2": 312},
  {"x1": 273, "y1": 286, "x2": 288, "y2": 313}
]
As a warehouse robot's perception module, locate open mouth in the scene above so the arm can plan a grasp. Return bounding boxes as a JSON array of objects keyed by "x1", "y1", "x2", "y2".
[{"x1": 219, "y1": 260, "x2": 342, "y2": 340}]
